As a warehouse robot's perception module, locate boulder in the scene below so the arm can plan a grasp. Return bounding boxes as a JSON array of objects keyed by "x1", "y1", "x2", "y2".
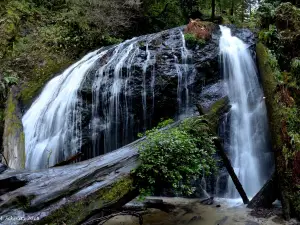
[{"x1": 2, "y1": 24, "x2": 256, "y2": 170}]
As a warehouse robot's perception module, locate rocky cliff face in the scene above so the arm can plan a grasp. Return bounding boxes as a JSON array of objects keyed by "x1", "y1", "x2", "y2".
[{"x1": 1, "y1": 24, "x2": 256, "y2": 170}]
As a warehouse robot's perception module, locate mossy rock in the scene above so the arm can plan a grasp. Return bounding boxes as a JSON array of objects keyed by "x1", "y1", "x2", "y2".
[
  {"x1": 2, "y1": 89, "x2": 26, "y2": 169},
  {"x1": 204, "y1": 96, "x2": 230, "y2": 133},
  {"x1": 256, "y1": 43, "x2": 284, "y2": 150},
  {"x1": 256, "y1": 42, "x2": 300, "y2": 220}
]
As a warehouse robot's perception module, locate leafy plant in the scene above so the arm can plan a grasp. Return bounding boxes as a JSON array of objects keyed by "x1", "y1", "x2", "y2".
[
  {"x1": 266, "y1": 49, "x2": 283, "y2": 83},
  {"x1": 0, "y1": 73, "x2": 18, "y2": 99},
  {"x1": 184, "y1": 33, "x2": 206, "y2": 47},
  {"x1": 133, "y1": 117, "x2": 216, "y2": 197},
  {"x1": 256, "y1": 2, "x2": 276, "y2": 28},
  {"x1": 291, "y1": 58, "x2": 300, "y2": 84},
  {"x1": 258, "y1": 25, "x2": 279, "y2": 49}
]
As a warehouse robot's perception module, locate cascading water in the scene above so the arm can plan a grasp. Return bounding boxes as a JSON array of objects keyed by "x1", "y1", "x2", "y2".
[
  {"x1": 219, "y1": 26, "x2": 270, "y2": 198},
  {"x1": 22, "y1": 28, "x2": 196, "y2": 170}
]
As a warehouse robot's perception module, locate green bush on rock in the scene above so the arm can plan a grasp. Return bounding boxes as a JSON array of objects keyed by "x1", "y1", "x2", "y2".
[
  {"x1": 133, "y1": 118, "x2": 216, "y2": 197},
  {"x1": 184, "y1": 33, "x2": 206, "y2": 46}
]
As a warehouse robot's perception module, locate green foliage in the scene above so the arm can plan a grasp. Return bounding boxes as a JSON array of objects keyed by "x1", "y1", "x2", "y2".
[
  {"x1": 264, "y1": 49, "x2": 285, "y2": 84},
  {"x1": 142, "y1": 0, "x2": 186, "y2": 31},
  {"x1": 256, "y1": 2, "x2": 276, "y2": 28},
  {"x1": 184, "y1": 33, "x2": 206, "y2": 47},
  {"x1": 258, "y1": 25, "x2": 278, "y2": 47},
  {"x1": 0, "y1": 72, "x2": 18, "y2": 99},
  {"x1": 291, "y1": 58, "x2": 300, "y2": 84},
  {"x1": 134, "y1": 117, "x2": 216, "y2": 197},
  {"x1": 0, "y1": 0, "x2": 134, "y2": 108}
]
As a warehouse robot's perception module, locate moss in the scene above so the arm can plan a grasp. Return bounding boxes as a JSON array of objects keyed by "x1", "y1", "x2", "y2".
[
  {"x1": 257, "y1": 42, "x2": 300, "y2": 220},
  {"x1": 37, "y1": 176, "x2": 135, "y2": 225},
  {"x1": 20, "y1": 131, "x2": 25, "y2": 168},
  {"x1": 2, "y1": 91, "x2": 26, "y2": 169},
  {"x1": 205, "y1": 96, "x2": 230, "y2": 133},
  {"x1": 19, "y1": 56, "x2": 72, "y2": 105},
  {"x1": 5, "y1": 92, "x2": 22, "y2": 135},
  {"x1": 256, "y1": 43, "x2": 284, "y2": 149}
]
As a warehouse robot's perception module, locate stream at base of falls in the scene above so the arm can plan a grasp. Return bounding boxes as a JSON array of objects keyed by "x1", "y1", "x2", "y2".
[{"x1": 103, "y1": 197, "x2": 298, "y2": 225}]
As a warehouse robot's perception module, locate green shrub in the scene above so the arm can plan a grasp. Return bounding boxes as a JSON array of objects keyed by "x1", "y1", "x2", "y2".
[
  {"x1": 266, "y1": 49, "x2": 283, "y2": 83},
  {"x1": 258, "y1": 25, "x2": 278, "y2": 47},
  {"x1": 256, "y1": 2, "x2": 276, "y2": 28},
  {"x1": 291, "y1": 58, "x2": 300, "y2": 83},
  {"x1": 184, "y1": 33, "x2": 205, "y2": 47},
  {"x1": 133, "y1": 117, "x2": 216, "y2": 197},
  {"x1": 0, "y1": 72, "x2": 18, "y2": 99}
]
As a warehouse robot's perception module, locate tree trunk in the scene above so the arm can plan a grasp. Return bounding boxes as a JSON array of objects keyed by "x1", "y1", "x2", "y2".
[
  {"x1": 213, "y1": 138, "x2": 250, "y2": 204},
  {"x1": 211, "y1": 0, "x2": 216, "y2": 19},
  {"x1": 230, "y1": 0, "x2": 234, "y2": 16},
  {"x1": 0, "y1": 139, "x2": 142, "y2": 225},
  {"x1": 196, "y1": 97, "x2": 249, "y2": 204},
  {"x1": 0, "y1": 122, "x2": 182, "y2": 225}
]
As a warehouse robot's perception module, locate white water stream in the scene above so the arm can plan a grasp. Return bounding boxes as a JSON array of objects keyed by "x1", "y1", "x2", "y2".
[
  {"x1": 219, "y1": 26, "x2": 270, "y2": 197},
  {"x1": 22, "y1": 29, "x2": 194, "y2": 170}
]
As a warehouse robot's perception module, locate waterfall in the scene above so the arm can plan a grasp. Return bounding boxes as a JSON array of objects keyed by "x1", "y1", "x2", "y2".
[
  {"x1": 219, "y1": 26, "x2": 270, "y2": 197},
  {"x1": 22, "y1": 28, "x2": 195, "y2": 170},
  {"x1": 23, "y1": 50, "x2": 107, "y2": 170}
]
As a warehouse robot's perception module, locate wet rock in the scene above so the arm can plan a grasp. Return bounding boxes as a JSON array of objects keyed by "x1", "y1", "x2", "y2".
[
  {"x1": 189, "y1": 215, "x2": 202, "y2": 222},
  {"x1": 216, "y1": 216, "x2": 228, "y2": 225},
  {"x1": 245, "y1": 221, "x2": 260, "y2": 225},
  {"x1": 76, "y1": 25, "x2": 256, "y2": 160},
  {"x1": 0, "y1": 163, "x2": 7, "y2": 174},
  {"x1": 4, "y1": 23, "x2": 256, "y2": 170}
]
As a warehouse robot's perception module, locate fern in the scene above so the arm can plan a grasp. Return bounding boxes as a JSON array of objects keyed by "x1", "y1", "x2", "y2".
[{"x1": 0, "y1": 73, "x2": 18, "y2": 98}]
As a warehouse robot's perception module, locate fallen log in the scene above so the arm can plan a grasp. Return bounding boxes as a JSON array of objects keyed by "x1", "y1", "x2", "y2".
[
  {"x1": 213, "y1": 138, "x2": 249, "y2": 204},
  {"x1": 52, "y1": 152, "x2": 83, "y2": 167},
  {"x1": 0, "y1": 139, "x2": 142, "y2": 225},
  {"x1": 247, "y1": 172, "x2": 278, "y2": 209},
  {"x1": 197, "y1": 98, "x2": 250, "y2": 204},
  {"x1": 0, "y1": 122, "x2": 181, "y2": 225}
]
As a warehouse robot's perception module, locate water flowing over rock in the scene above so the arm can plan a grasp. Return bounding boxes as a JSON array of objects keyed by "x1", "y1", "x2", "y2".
[
  {"x1": 19, "y1": 26, "x2": 256, "y2": 170},
  {"x1": 219, "y1": 26, "x2": 272, "y2": 198}
]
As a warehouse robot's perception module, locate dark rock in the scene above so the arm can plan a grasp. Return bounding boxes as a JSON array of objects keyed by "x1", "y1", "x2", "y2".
[
  {"x1": 245, "y1": 221, "x2": 260, "y2": 225},
  {"x1": 200, "y1": 197, "x2": 214, "y2": 205},
  {"x1": 0, "y1": 163, "x2": 7, "y2": 174},
  {"x1": 75, "y1": 25, "x2": 256, "y2": 161}
]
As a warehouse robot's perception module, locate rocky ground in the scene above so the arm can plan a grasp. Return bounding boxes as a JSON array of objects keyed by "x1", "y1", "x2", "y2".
[{"x1": 105, "y1": 197, "x2": 300, "y2": 225}]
